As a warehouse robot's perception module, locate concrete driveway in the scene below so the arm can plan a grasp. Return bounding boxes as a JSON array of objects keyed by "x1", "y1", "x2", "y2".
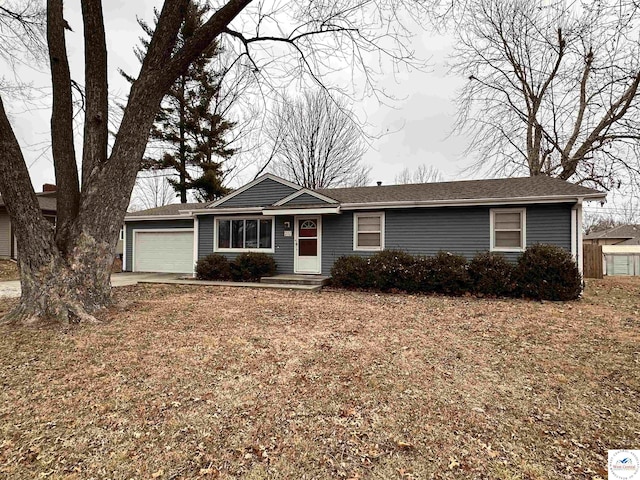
[{"x1": 0, "y1": 272, "x2": 182, "y2": 299}]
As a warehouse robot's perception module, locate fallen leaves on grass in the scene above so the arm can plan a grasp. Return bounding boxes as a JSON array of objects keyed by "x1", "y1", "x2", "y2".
[
  {"x1": 0, "y1": 260, "x2": 18, "y2": 281},
  {"x1": 0, "y1": 277, "x2": 638, "y2": 478}
]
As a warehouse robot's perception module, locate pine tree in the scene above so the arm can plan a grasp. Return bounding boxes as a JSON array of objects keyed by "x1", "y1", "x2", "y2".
[{"x1": 124, "y1": 1, "x2": 235, "y2": 203}]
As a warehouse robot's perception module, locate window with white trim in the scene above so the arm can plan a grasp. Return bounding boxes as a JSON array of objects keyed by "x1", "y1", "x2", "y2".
[
  {"x1": 216, "y1": 217, "x2": 274, "y2": 251},
  {"x1": 354, "y1": 212, "x2": 384, "y2": 251},
  {"x1": 491, "y1": 208, "x2": 526, "y2": 251}
]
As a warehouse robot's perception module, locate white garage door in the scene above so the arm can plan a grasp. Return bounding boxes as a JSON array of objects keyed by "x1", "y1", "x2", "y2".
[{"x1": 134, "y1": 230, "x2": 194, "y2": 273}]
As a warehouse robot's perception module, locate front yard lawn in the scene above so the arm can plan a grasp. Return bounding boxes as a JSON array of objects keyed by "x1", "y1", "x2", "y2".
[{"x1": 0, "y1": 278, "x2": 639, "y2": 479}]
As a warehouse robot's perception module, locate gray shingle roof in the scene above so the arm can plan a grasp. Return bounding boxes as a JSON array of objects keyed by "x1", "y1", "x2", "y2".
[
  {"x1": 584, "y1": 224, "x2": 640, "y2": 240},
  {"x1": 315, "y1": 176, "x2": 603, "y2": 204},
  {"x1": 0, "y1": 193, "x2": 57, "y2": 212},
  {"x1": 126, "y1": 202, "x2": 206, "y2": 216},
  {"x1": 125, "y1": 176, "x2": 605, "y2": 217}
]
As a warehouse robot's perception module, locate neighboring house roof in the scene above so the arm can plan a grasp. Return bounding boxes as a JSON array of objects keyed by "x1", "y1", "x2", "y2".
[
  {"x1": 0, "y1": 193, "x2": 57, "y2": 212},
  {"x1": 584, "y1": 224, "x2": 640, "y2": 240},
  {"x1": 316, "y1": 175, "x2": 602, "y2": 204},
  {"x1": 126, "y1": 202, "x2": 205, "y2": 217},
  {"x1": 125, "y1": 174, "x2": 606, "y2": 219}
]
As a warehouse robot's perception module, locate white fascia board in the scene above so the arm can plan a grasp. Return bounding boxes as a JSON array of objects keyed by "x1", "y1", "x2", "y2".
[
  {"x1": 207, "y1": 173, "x2": 303, "y2": 208},
  {"x1": 340, "y1": 194, "x2": 606, "y2": 210},
  {"x1": 187, "y1": 207, "x2": 264, "y2": 215},
  {"x1": 124, "y1": 214, "x2": 193, "y2": 221},
  {"x1": 273, "y1": 188, "x2": 339, "y2": 206},
  {"x1": 264, "y1": 207, "x2": 341, "y2": 216}
]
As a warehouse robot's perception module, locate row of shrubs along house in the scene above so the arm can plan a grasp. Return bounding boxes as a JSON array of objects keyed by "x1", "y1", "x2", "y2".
[{"x1": 123, "y1": 173, "x2": 606, "y2": 277}]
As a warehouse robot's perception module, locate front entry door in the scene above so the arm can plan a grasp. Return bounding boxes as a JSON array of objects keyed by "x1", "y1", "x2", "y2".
[{"x1": 294, "y1": 217, "x2": 321, "y2": 274}]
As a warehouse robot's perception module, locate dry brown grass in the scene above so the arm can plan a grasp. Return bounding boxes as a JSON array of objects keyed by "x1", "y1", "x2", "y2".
[
  {"x1": 0, "y1": 259, "x2": 18, "y2": 281},
  {"x1": 0, "y1": 278, "x2": 639, "y2": 479}
]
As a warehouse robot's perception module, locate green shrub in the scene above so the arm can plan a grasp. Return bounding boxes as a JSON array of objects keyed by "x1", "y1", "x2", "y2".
[
  {"x1": 368, "y1": 249, "x2": 415, "y2": 291},
  {"x1": 469, "y1": 252, "x2": 516, "y2": 297},
  {"x1": 429, "y1": 251, "x2": 471, "y2": 296},
  {"x1": 330, "y1": 255, "x2": 372, "y2": 288},
  {"x1": 195, "y1": 254, "x2": 231, "y2": 280},
  {"x1": 230, "y1": 252, "x2": 277, "y2": 281},
  {"x1": 515, "y1": 244, "x2": 582, "y2": 300}
]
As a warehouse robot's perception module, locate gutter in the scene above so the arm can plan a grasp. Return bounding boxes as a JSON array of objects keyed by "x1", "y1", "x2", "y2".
[
  {"x1": 124, "y1": 214, "x2": 195, "y2": 221},
  {"x1": 340, "y1": 193, "x2": 606, "y2": 210}
]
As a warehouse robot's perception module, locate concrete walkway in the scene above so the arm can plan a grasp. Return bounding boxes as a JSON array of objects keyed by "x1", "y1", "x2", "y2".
[
  {"x1": 0, "y1": 273, "x2": 323, "y2": 299},
  {"x1": 0, "y1": 272, "x2": 182, "y2": 299},
  {"x1": 137, "y1": 278, "x2": 322, "y2": 291}
]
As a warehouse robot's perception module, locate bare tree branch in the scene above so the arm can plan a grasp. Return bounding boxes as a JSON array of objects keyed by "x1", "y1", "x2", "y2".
[
  {"x1": 451, "y1": 0, "x2": 640, "y2": 192},
  {"x1": 267, "y1": 89, "x2": 370, "y2": 189},
  {"x1": 80, "y1": 0, "x2": 109, "y2": 186},
  {"x1": 47, "y1": 0, "x2": 80, "y2": 250}
]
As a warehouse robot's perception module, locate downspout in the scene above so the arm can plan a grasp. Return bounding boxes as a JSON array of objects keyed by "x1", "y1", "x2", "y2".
[
  {"x1": 576, "y1": 198, "x2": 584, "y2": 274},
  {"x1": 122, "y1": 224, "x2": 127, "y2": 272},
  {"x1": 571, "y1": 203, "x2": 577, "y2": 261},
  {"x1": 193, "y1": 214, "x2": 199, "y2": 278}
]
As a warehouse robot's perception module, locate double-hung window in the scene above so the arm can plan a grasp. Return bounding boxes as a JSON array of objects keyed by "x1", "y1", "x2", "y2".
[
  {"x1": 490, "y1": 208, "x2": 526, "y2": 252},
  {"x1": 216, "y1": 217, "x2": 274, "y2": 252},
  {"x1": 353, "y1": 212, "x2": 385, "y2": 251}
]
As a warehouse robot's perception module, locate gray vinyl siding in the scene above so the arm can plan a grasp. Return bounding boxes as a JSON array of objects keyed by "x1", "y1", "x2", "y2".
[
  {"x1": 196, "y1": 215, "x2": 295, "y2": 274},
  {"x1": 322, "y1": 203, "x2": 574, "y2": 274},
  {"x1": 525, "y1": 204, "x2": 572, "y2": 250},
  {"x1": 217, "y1": 178, "x2": 299, "y2": 207},
  {"x1": 198, "y1": 216, "x2": 214, "y2": 259},
  {"x1": 124, "y1": 219, "x2": 194, "y2": 271},
  {"x1": 129, "y1": 203, "x2": 573, "y2": 276},
  {"x1": 281, "y1": 193, "x2": 331, "y2": 206},
  {"x1": 0, "y1": 213, "x2": 11, "y2": 258}
]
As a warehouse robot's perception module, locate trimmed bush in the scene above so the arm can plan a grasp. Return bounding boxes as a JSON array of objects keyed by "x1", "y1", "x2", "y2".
[
  {"x1": 430, "y1": 251, "x2": 471, "y2": 295},
  {"x1": 230, "y1": 252, "x2": 277, "y2": 281},
  {"x1": 196, "y1": 254, "x2": 231, "y2": 280},
  {"x1": 330, "y1": 246, "x2": 581, "y2": 302},
  {"x1": 469, "y1": 252, "x2": 516, "y2": 297},
  {"x1": 330, "y1": 255, "x2": 372, "y2": 289},
  {"x1": 368, "y1": 249, "x2": 415, "y2": 291},
  {"x1": 515, "y1": 244, "x2": 582, "y2": 301},
  {"x1": 397, "y1": 255, "x2": 436, "y2": 293}
]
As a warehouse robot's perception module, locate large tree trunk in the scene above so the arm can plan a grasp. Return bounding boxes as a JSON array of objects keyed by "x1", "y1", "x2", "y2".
[
  {"x1": 0, "y1": 0, "x2": 252, "y2": 325},
  {"x1": 5, "y1": 223, "x2": 116, "y2": 326}
]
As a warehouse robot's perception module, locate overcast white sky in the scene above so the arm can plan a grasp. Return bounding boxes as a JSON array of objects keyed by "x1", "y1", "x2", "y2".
[
  {"x1": 4, "y1": 1, "x2": 469, "y2": 192},
  {"x1": 2, "y1": 1, "x2": 631, "y2": 218}
]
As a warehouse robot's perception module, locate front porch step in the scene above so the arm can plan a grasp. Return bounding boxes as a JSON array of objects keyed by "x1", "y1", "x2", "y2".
[{"x1": 260, "y1": 274, "x2": 330, "y2": 286}]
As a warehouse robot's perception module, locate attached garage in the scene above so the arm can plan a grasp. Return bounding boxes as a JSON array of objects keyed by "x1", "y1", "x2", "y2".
[
  {"x1": 124, "y1": 213, "x2": 197, "y2": 274},
  {"x1": 133, "y1": 230, "x2": 194, "y2": 273}
]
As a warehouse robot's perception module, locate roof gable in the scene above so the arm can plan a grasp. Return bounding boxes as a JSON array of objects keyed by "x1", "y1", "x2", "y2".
[
  {"x1": 274, "y1": 189, "x2": 338, "y2": 207},
  {"x1": 209, "y1": 174, "x2": 302, "y2": 208}
]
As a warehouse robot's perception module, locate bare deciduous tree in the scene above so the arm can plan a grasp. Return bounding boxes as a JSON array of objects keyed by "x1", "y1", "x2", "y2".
[
  {"x1": 451, "y1": 0, "x2": 640, "y2": 191},
  {"x1": 394, "y1": 164, "x2": 443, "y2": 184},
  {"x1": 267, "y1": 90, "x2": 371, "y2": 189},
  {"x1": 0, "y1": 1, "x2": 46, "y2": 66},
  {"x1": 0, "y1": 0, "x2": 431, "y2": 325},
  {"x1": 130, "y1": 173, "x2": 176, "y2": 211},
  {"x1": 584, "y1": 199, "x2": 640, "y2": 234}
]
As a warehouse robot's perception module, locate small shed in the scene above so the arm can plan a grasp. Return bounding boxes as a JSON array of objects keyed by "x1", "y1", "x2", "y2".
[{"x1": 603, "y1": 245, "x2": 640, "y2": 276}]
